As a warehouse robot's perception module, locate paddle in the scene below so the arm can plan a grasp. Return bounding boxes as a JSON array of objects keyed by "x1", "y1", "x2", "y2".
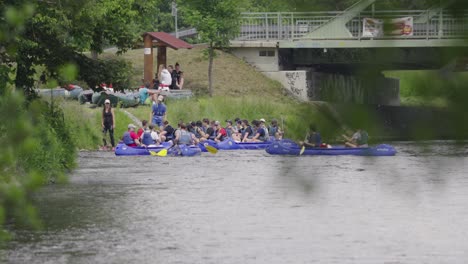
[
  {"x1": 300, "y1": 145, "x2": 306, "y2": 155},
  {"x1": 145, "y1": 145, "x2": 167, "y2": 157},
  {"x1": 299, "y1": 130, "x2": 308, "y2": 156},
  {"x1": 204, "y1": 144, "x2": 218, "y2": 154},
  {"x1": 155, "y1": 148, "x2": 167, "y2": 157}
]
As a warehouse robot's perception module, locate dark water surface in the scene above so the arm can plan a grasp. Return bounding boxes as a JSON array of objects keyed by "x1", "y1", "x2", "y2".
[{"x1": 2, "y1": 142, "x2": 468, "y2": 264}]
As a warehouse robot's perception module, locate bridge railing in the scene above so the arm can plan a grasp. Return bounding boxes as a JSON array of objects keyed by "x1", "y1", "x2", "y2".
[{"x1": 237, "y1": 10, "x2": 468, "y2": 41}]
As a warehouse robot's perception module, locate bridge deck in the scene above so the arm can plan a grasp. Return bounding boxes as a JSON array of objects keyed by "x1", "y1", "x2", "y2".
[{"x1": 234, "y1": 10, "x2": 468, "y2": 48}]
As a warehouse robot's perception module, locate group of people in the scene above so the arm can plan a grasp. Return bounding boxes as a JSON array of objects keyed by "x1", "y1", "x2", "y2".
[
  {"x1": 137, "y1": 63, "x2": 184, "y2": 106},
  {"x1": 152, "y1": 62, "x2": 184, "y2": 91},
  {"x1": 101, "y1": 90, "x2": 368, "y2": 150},
  {"x1": 119, "y1": 117, "x2": 285, "y2": 148},
  {"x1": 298, "y1": 124, "x2": 369, "y2": 149}
]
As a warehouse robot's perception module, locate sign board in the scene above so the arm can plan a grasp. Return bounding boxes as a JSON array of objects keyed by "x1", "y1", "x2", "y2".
[
  {"x1": 362, "y1": 17, "x2": 413, "y2": 38},
  {"x1": 144, "y1": 48, "x2": 151, "y2": 55}
]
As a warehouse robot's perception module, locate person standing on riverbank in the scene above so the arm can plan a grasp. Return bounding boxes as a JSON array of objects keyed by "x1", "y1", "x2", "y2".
[
  {"x1": 101, "y1": 99, "x2": 115, "y2": 151},
  {"x1": 151, "y1": 95, "x2": 166, "y2": 127}
]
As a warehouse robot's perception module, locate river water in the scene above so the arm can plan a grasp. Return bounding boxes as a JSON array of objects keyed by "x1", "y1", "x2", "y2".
[{"x1": 2, "y1": 142, "x2": 468, "y2": 264}]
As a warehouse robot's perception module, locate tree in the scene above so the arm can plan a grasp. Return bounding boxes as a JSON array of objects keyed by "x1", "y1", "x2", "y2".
[{"x1": 181, "y1": 0, "x2": 241, "y2": 97}]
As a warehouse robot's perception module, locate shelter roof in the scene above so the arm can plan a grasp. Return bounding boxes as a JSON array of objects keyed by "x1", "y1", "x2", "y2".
[{"x1": 143, "y1": 32, "x2": 193, "y2": 50}]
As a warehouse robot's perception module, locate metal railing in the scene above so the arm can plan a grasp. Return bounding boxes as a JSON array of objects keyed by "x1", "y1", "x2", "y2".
[{"x1": 236, "y1": 10, "x2": 468, "y2": 41}]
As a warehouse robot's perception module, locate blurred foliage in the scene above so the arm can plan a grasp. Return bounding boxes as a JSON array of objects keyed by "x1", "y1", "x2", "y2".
[{"x1": 0, "y1": 94, "x2": 77, "y2": 243}]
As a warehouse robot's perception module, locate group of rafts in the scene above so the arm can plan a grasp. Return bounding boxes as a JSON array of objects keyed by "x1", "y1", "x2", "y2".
[{"x1": 115, "y1": 137, "x2": 397, "y2": 157}]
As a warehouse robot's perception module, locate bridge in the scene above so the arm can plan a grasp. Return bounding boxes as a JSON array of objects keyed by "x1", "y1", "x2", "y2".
[{"x1": 226, "y1": 0, "x2": 468, "y2": 105}]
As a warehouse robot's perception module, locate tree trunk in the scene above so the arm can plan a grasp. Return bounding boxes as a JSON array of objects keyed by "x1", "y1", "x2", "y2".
[
  {"x1": 208, "y1": 45, "x2": 214, "y2": 97},
  {"x1": 91, "y1": 50, "x2": 98, "y2": 60}
]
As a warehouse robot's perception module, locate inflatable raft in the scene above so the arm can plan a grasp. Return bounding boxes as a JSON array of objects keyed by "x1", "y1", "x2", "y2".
[
  {"x1": 265, "y1": 140, "x2": 396, "y2": 156},
  {"x1": 114, "y1": 142, "x2": 202, "y2": 156},
  {"x1": 216, "y1": 138, "x2": 273, "y2": 150}
]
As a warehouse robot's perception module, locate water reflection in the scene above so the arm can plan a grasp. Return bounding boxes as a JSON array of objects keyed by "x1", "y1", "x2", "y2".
[{"x1": 2, "y1": 142, "x2": 468, "y2": 264}]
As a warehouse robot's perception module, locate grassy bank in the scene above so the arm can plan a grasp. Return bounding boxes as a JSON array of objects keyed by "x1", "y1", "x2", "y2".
[
  {"x1": 125, "y1": 96, "x2": 349, "y2": 143},
  {"x1": 102, "y1": 46, "x2": 285, "y2": 97},
  {"x1": 58, "y1": 99, "x2": 136, "y2": 149},
  {"x1": 384, "y1": 70, "x2": 468, "y2": 107}
]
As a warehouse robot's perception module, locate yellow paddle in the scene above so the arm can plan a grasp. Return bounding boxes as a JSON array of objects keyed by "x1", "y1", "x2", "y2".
[
  {"x1": 147, "y1": 147, "x2": 167, "y2": 157},
  {"x1": 204, "y1": 144, "x2": 218, "y2": 154},
  {"x1": 156, "y1": 149, "x2": 167, "y2": 157}
]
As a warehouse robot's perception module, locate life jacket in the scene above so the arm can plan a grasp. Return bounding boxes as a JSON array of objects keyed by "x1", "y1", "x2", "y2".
[
  {"x1": 152, "y1": 103, "x2": 165, "y2": 117},
  {"x1": 178, "y1": 130, "x2": 192, "y2": 145},
  {"x1": 257, "y1": 128, "x2": 267, "y2": 141},
  {"x1": 358, "y1": 130, "x2": 369, "y2": 145},
  {"x1": 209, "y1": 129, "x2": 217, "y2": 140},
  {"x1": 122, "y1": 132, "x2": 135, "y2": 145},
  {"x1": 194, "y1": 127, "x2": 202, "y2": 138},
  {"x1": 269, "y1": 126, "x2": 278, "y2": 136},
  {"x1": 307, "y1": 132, "x2": 322, "y2": 146},
  {"x1": 226, "y1": 127, "x2": 233, "y2": 138},
  {"x1": 164, "y1": 125, "x2": 174, "y2": 141},
  {"x1": 142, "y1": 131, "x2": 153, "y2": 145}
]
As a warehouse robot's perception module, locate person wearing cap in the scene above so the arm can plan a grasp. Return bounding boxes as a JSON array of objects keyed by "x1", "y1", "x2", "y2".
[
  {"x1": 213, "y1": 121, "x2": 227, "y2": 143},
  {"x1": 259, "y1": 118, "x2": 269, "y2": 137},
  {"x1": 101, "y1": 99, "x2": 115, "y2": 151},
  {"x1": 151, "y1": 94, "x2": 166, "y2": 127},
  {"x1": 122, "y1": 124, "x2": 141, "y2": 147}
]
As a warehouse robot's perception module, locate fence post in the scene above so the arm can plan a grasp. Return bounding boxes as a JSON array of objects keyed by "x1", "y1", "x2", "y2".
[
  {"x1": 438, "y1": 9, "x2": 443, "y2": 38},
  {"x1": 278, "y1": 13, "x2": 282, "y2": 40}
]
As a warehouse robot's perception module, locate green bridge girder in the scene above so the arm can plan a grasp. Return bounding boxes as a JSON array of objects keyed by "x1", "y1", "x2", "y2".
[{"x1": 302, "y1": 0, "x2": 376, "y2": 39}]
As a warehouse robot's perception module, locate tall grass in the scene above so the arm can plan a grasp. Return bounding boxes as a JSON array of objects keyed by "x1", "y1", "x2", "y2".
[
  {"x1": 384, "y1": 70, "x2": 468, "y2": 107},
  {"x1": 59, "y1": 100, "x2": 135, "y2": 149},
  {"x1": 125, "y1": 96, "x2": 347, "y2": 142}
]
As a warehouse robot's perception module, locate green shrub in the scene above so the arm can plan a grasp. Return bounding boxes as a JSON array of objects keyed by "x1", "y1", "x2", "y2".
[
  {"x1": 1, "y1": 94, "x2": 79, "y2": 242},
  {"x1": 78, "y1": 56, "x2": 133, "y2": 90}
]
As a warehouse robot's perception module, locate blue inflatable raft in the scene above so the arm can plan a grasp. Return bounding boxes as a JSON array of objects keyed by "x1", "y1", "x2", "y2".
[
  {"x1": 114, "y1": 142, "x2": 202, "y2": 156},
  {"x1": 265, "y1": 140, "x2": 396, "y2": 156}
]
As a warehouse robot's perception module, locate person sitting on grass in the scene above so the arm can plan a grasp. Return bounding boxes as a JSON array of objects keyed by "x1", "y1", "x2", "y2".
[
  {"x1": 299, "y1": 125, "x2": 322, "y2": 148},
  {"x1": 342, "y1": 128, "x2": 369, "y2": 148},
  {"x1": 122, "y1": 124, "x2": 141, "y2": 147}
]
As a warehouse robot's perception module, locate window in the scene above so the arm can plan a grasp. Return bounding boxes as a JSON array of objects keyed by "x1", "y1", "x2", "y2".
[{"x1": 259, "y1": 50, "x2": 275, "y2": 57}]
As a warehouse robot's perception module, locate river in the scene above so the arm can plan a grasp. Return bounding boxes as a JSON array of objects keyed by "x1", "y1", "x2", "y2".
[{"x1": 2, "y1": 142, "x2": 468, "y2": 264}]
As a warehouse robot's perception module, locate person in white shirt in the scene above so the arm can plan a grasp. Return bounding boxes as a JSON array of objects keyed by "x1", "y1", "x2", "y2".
[{"x1": 158, "y1": 65, "x2": 172, "y2": 91}]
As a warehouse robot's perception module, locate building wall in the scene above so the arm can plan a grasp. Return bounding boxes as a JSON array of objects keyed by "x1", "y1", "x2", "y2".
[{"x1": 231, "y1": 47, "x2": 279, "y2": 72}]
